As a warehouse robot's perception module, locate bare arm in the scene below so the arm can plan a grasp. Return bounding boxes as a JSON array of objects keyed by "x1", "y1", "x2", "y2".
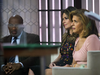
[
  {"x1": 72, "y1": 58, "x2": 77, "y2": 65},
  {"x1": 63, "y1": 58, "x2": 77, "y2": 67},
  {"x1": 52, "y1": 53, "x2": 61, "y2": 63},
  {"x1": 49, "y1": 53, "x2": 61, "y2": 68}
]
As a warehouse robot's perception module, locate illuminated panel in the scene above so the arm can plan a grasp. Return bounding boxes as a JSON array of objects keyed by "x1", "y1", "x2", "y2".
[
  {"x1": 59, "y1": 11, "x2": 61, "y2": 42},
  {"x1": 53, "y1": 28, "x2": 55, "y2": 43},
  {"x1": 93, "y1": 0, "x2": 95, "y2": 12},
  {"x1": 39, "y1": 0, "x2": 41, "y2": 10},
  {"x1": 46, "y1": 11, "x2": 48, "y2": 42},
  {"x1": 39, "y1": 12, "x2": 42, "y2": 27},
  {"x1": 40, "y1": 28, "x2": 42, "y2": 42},
  {"x1": 59, "y1": 0, "x2": 61, "y2": 9},
  {"x1": 86, "y1": 0, "x2": 88, "y2": 10},
  {"x1": 39, "y1": 0, "x2": 42, "y2": 42},
  {"x1": 46, "y1": 0, "x2": 47, "y2": 10},
  {"x1": 65, "y1": 0, "x2": 68, "y2": 8},
  {"x1": 99, "y1": 0, "x2": 100, "y2": 33},
  {"x1": 52, "y1": 11, "x2": 55, "y2": 27},
  {"x1": 52, "y1": 0, "x2": 55, "y2": 42},
  {"x1": 59, "y1": 28, "x2": 61, "y2": 42},
  {"x1": 46, "y1": 11, "x2": 48, "y2": 28},
  {"x1": 46, "y1": 0, "x2": 48, "y2": 41},
  {"x1": 72, "y1": 0, "x2": 74, "y2": 6},
  {"x1": 46, "y1": 28, "x2": 48, "y2": 42},
  {"x1": 99, "y1": 0, "x2": 100, "y2": 15}
]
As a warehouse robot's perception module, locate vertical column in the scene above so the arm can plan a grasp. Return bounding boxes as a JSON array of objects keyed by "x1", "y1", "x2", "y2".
[
  {"x1": 81, "y1": 0, "x2": 86, "y2": 9},
  {"x1": 46, "y1": 0, "x2": 48, "y2": 44},
  {"x1": 52, "y1": 0, "x2": 55, "y2": 44},
  {"x1": 0, "y1": 0, "x2": 1, "y2": 38},
  {"x1": 88, "y1": 0, "x2": 93, "y2": 11},
  {"x1": 94, "y1": 0, "x2": 99, "y2": 32},
  {"x1": 39, "y1": 0, "x2": 42, "y2": 43},
  {"x1": 74, "y1": 0, "x2": 81, "y2": 9},
  {"x1": 99, "y1": 0, "x2": 100, "y2": 34},
  {"x1": 0, "y1": 1, "x2": 3, "y2": 75}
]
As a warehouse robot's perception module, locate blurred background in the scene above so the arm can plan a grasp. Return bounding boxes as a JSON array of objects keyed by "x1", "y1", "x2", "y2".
[{"x1": 0, "y1": 0, "x2": 100, "y2": 66}]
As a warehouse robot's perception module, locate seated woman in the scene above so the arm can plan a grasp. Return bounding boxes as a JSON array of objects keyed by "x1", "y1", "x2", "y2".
[
  {"x1": 28, "y1": 6, "x2": 78, "y2": 75},
  {"x1": 45, "y1": 6, "x2": 78, "y2": 75},
  {"x1": 68, "y1": 9, "x2": 100, "y2": 67},
  {"x1": 46, "y1": 9, "x2": 100, "y2": 75}
]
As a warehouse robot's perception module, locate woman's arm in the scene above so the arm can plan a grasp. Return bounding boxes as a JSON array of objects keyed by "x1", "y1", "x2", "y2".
[
  {"x1": 52, "y1": 53, "x2": 61, "y2": 63},
  {"x1": 63, "y1": 58, "x2": 77, "y2": 67},
  {"x1": 72, "y1": 58, "x2": 77, "y2": 65},
  {"x1": 49, "y1": 54, "x2": 61, "y2": 68}
]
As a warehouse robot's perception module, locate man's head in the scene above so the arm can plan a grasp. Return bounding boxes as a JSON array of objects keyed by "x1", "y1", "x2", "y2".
[{"x1": 8, "y1": 15, "x2": 24, "y2": 37}]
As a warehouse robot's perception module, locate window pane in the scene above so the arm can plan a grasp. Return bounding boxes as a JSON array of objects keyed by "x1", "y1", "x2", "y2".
[
  {"x1": 49, "y1": 0, "x2": 61, "y2": 9},
  {"x1": 39, "y1": 0, "x2": 48, "y2": 10},
  {"x1": 63, "y1": 0, "x2": 74, "y2": 9},
  {"x1": 50, "y1": 11, "x2": 61, "y2": 42},
  {"x1": 39, "y1": 11, "x2": 48, "y2": 42}
]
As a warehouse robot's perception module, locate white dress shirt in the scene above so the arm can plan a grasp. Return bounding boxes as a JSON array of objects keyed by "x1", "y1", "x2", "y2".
[
  {"x1": 11, "y1": 31, "x2": 24, "y2": 67},
  {"x1": 11, "y1": 31, "x2": 23, "y2": 44},
  {"x1": 1, "y1": 31, "x2": 24, "y2": 70}
]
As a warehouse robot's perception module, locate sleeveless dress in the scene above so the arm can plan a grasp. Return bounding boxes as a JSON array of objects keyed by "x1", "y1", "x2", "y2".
[
  {"x1": 30, "y1": 33, "x2": 78, "y2": 75},
  {"x1": 55, "y1": 33, "x2": 78, "y2": 66}
]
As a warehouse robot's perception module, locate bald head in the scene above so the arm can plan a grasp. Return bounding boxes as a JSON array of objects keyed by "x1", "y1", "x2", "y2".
[
  {"x1": 9, "y1": 15, "x2": 23, "y2": 24},
  {"x1": 8, "y1": 15, "x2": 24, "y2": 37}
]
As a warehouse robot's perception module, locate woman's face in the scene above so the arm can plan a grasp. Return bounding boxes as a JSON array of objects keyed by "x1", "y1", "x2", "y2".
[
  {"x1": 71, "y1": 15, "x2": 83, "y2": 34},
  {"x1": 62, "y1": 13, "x2": 72, "y2": 29}
]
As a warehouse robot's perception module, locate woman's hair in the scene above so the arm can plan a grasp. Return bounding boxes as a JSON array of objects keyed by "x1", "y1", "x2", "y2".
[
  {"x1": 62, "y1": 6, "x2": 77, "y2": 44},
  {"x1": 69, "y1": 9, "x2": 98, "y2": 38},
  {"x1": 61, "y1": 6, "x2": 77, "y2": 18}
]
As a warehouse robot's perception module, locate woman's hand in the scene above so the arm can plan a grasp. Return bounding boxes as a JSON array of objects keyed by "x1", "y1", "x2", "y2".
[
  {"x1": 63, "y1": 64, "x2": 73, "y2": 67},
  {"x1": 73, "y1": 64, "x2": 87, "y2": 68},
  {"x1": 49, "y1": 62, "x2": 56, "y2": 68}
]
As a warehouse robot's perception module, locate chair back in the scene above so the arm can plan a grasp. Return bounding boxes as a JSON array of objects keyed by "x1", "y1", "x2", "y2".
[{"x1": 87, "y1": 50, "x2": 100, "y2": 75}]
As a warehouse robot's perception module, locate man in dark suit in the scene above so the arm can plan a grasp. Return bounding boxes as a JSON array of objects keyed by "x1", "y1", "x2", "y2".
[{"x1": 1, "y1": 15, "x2": 40, "y2": 75}]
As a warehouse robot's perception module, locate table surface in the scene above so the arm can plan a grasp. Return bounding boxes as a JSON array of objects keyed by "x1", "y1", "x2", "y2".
[
  {"x1": 3, "y1": 44, "x2": 60, "y2": 48},
  {"x1": 3, "y1": 44, "x2": 61, "y2": 75},
  {"x1": 3, "y1": 44, "x2": 61, "y2": 57}
]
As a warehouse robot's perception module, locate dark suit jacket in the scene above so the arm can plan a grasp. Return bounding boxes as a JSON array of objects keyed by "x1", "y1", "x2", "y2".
[
  {"x1": 2, "y1": 31, "x2": 40, "y2": 44},
  {"x1": 2, "y1": 31, "x2": 40, "y2": 68}
]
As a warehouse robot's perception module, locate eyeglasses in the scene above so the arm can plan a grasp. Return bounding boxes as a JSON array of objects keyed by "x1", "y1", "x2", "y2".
[{"x1": 8, "y1": 24, "x2": 23, "y2": 27}]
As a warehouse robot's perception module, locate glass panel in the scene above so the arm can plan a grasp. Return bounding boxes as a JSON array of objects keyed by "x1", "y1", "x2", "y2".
[
  {"x1": 63, "y1": 0, "x2": 68, "y2": 9},
  {"x1": 50, "y1": 11, "x2": 61, "y2": 42},
  {"x1": 39, "y1": 0, "x2": 48, "y2": 10},
  {"x1": 49, "y1": 0, "x2": 61, "y2": 9},
  {"x1": 39, "y1": 11, "x2": 48, "y2": 42},
  {"x1": 62, "y1": 0, "x2": 74, "y2": 9}
]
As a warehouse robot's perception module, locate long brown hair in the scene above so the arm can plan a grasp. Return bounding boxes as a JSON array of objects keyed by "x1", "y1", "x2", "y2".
[
  {"x1": 69, "y1": 9, "x2": 98, "y2": 38},
  {"x1": 61, "y1": 6, "x2": 77, "y2": 45}
]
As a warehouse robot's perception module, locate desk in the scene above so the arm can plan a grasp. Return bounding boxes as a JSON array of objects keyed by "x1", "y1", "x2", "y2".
[{"x1": 3, "y1": 44, "x2": 60, "y2": 75}]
